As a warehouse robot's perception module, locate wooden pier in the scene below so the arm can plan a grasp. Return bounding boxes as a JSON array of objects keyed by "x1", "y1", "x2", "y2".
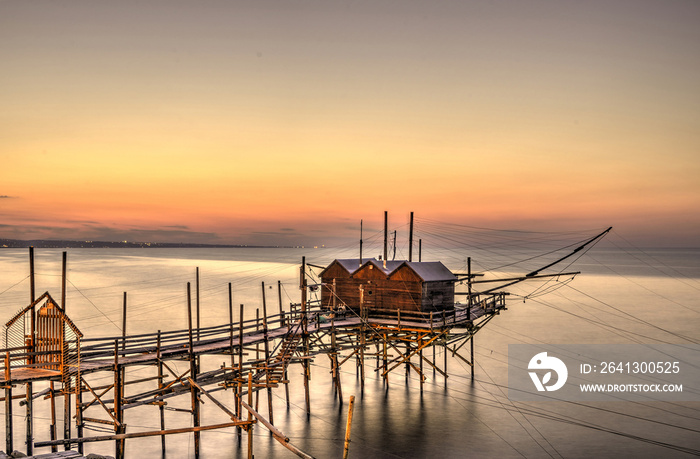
[
  {"x1": 0, "y1": 254, "x2": 509, "y2": 459},
  {"x1": 2, "y1": 220, "x2": 612, "y2": 458}
]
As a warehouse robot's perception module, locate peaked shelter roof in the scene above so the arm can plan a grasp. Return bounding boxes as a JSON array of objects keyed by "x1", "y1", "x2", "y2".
[
  {"x1": 322, "y1": 258, "x2": 456, "y2": 282},
  {"x1": 394, "y1": 261, "x2": 457, "y2": 282}
]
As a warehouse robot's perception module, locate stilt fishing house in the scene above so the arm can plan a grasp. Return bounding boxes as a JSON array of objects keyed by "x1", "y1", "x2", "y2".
[{"x1": 320, "y1": 258, "x2": 457, "y2": 313}]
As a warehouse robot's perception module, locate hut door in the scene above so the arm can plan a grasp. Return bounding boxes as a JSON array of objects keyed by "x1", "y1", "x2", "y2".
[
  {"x1": 361, "y1": 282, "x2": 376, "y2": 310},
  {"x1": 36, "y1": 301, "x2": 63, "y2": 370}
]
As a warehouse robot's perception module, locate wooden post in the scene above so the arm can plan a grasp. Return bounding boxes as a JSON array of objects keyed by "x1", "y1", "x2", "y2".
[
  {"x1": 261, "y1": 282, "x2": 274, "y2": 424},
  {"x1": 419, "y1": 338, "x2": 424, "y2": 392},
  {"x1": 63, "y1": 337, "x2": 71, "y2": 451},
  {"x1": 359, "y1": 319, "x2": 365, "y2": 393},
  {"x1": 187, "y1": 283, "x2": 200, "y2": 459},
  {"x1": 343, "y1": 395, "x2": 356, "y2": 459},
  {"x1": 405, "y1": 341, "x2": 410, "y2": 383},
  {"x1": 383, "y1": 338, "x2": 388, "y2": 385},
  {"x1": 238, "y1": 303, "x2": 244, "y2": 438},
  {"x1": 468, "y1": 257, "x2": 474, "y2": 381},
  {"x1": 157, "y1": 330, "x2": 166, "y2": 456},
  {"x1": 247, "y1": 372, "x2": 253, "y2": 459},
  {"x1": 30, "y1": 247, "x2": 35, "y2": 330},
  {"x1": 330, "y1": 315, "x2": 343, "y2": 404},
  {"x1": 122, "y1": 292, "x2": 127, "y2": 351},
  {"x1": 27, "y1": 247, "x2": 35, "y2": 456},
  {"x1": 444, "y1": 340, "x2": 448, "y2": 388},
  {"x1": 383, "y1": 211, "x2": 388, "y2": 263},
  {"x1": 61, "y1": 251, "x2": 67, "y2": 310},
  {"x1": 301, "y1": 257, "x2": 310, "y2": 416},
  {"x1": 114, "y1": 340, "x2": 124, "y2": 459},
  {"x1": 277, "y1": 280, "x2": 291, "y2": 408},
  {"x1": 359, "y1": 219, "x2": 363, "y2": 265},
  {"x1": 409, "y1": 211, "x2": 414, "y2": 262},
  {"x1": 196, "y1": 268, "x2": 200, "y2": 342},
  {"x1": 50, "y1": 381, "x2": 57, "y2": 452},
  {"x1": 196, "y1": 268, "x2": 201, "y2": 371},
  {"x1": 255, "y1": 308, "x2": 260, "y2": 412},
  {"x1": 228, "y1": 283, "x2": 238, "y2": 438},
  {"x1": 5, "y1": 352, "x2": 13, "y2": 454},
  {"x1": 332, "y1": 279, "x2": 337, "y2": 312},
  {"x1": 277, "y1": 280, "x2": 284, "y2": 327},
  {"x1": 60, "y1": 251, "x2": 72, "y2": 452},
  {"x1": 76, "y1": 369, "x2": 83, "y2": 455},
  {"x1": 431, "y1": 312, "x2": 436, "y2": 377}
]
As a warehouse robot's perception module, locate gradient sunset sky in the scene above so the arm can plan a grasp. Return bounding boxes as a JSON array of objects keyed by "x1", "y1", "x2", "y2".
[{"x1": 2, "y1": 1, "x2": 699, "y2": 247}]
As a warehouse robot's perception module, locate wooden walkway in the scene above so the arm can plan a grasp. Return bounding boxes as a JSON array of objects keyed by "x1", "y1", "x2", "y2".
[
  {"x1": 1, "y1": 296, "x2": 505, "y2": 459},
  {"x1": 1, "y1": 299, "x2": 501, "y2": 385}
]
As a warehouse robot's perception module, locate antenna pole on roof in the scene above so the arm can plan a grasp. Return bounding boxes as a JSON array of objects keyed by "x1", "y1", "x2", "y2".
[
  {"x1": 419, "y1": 239, "x2": 422, "y2": 262},
  {"x1": 409, "y1": 212, "x2": 414, "y2": 262},
  {"x1": 359, "y1": 220, "x2": 363, "y2": 266},
  {"x1": 383, "y1": 211, "x2": 388, "y2": 266},
  {"x1": 392, "y1": 231, "x2": 396, "y2": 261}
]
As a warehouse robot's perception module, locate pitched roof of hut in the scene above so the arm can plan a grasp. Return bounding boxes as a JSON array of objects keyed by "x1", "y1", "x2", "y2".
[
  {"x1": 360, "y1": 259, "x2": 404, "y2": 275},
  {"x1": 319, "y1": 258, "x2": 374, "y2": 277},
  {"x1": 389, "y1": 261, "x2": 457, "y2": 282},
  {"x1": 321, "y1": 258, "x2": 408, "y2": 277}
]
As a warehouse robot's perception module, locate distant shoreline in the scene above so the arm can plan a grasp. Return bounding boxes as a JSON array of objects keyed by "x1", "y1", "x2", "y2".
[{"x1": 0, "y1": 238, "x2": 292, "y2": 249}]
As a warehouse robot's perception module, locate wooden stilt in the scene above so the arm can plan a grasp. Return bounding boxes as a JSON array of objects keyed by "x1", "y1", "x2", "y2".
[
  {"x1": 468, "y1": 257, "x2": 475, "y2": 382},
  {"x1": 196, "y1": 268, "x2": 201, "y2": 371},
  {"x1": 383, "y1": 339, "x2": 388, "y2": 385},
  {"x1": 187, "y1": 283, "x2": 200, "y2": 459},
  {"x1": 26, "y1": 247, "x2": 36, "y2": 456},
  {"x1": 157, "y1": 330, "x2": 166, "y2": 456},
  {"x1": 26, "y1": 382, "x2": 33, "y2": 456},
  {"x1": 238, "y1": 303, "x2": 244, "y2": 439},
  {"x1": 444, "y1": 341, "x2": 448, "y2": 388},
  {"x1": 114, "y1": 340, "x2": 124, "y2": 459},
  {"x1": 405, "y1": 341, "x2": 410, "y2": 383},
  {"x1": 331, "y1": 316, "x2": 343, "y2": 404},
  {"x1": 277, "y1": 280, "x2": 284, "y2": 328},
  {"x1": 5, "y1": 352, "x2": 13, "y2": 454},
  {"x1": 76, "y1": 377, "x2": 83, "y2": 455},
  {"x1": 228, "y1": 283, "x2": 238, "y2": 440},
  {"x1": 261, "y1": 282, "x2": 274, "y2": 425},
  {"x1": 50, "y1": 381, "x2": 57, "y2": 452},
  {"x1": 247, "y1": 372, "x2": 253, "y2": 459},
  {"x1": 301, "y1": 257, "x2": 311, "y2": 416},
  {"x1": 359, "y1": 318, "x2": 365, "y2": 393},
  {"x1": 375, "y1": 342, "x2": 380, "y2": 370},
  {"x1": 471, "y1": 332, "x2": 475, "y2": 381},
  {"x1": 409, "y1": 211, "x2": 414, "y2": 262},
  {"x1": 284, "y1": 366, "x2": 290, "y2": 409},
  {"x1": 64, "y1": 378, "x2": 71, "y2": 450},
  {"x1": 419, "y1": 339, "x2": 424, "y2": 392},
  {"x1": 343, "y1": 395, "x2": 355, "y2": 459},
  {"x1": 255, "y1": 308, "x2": 260, "y2": 412}
]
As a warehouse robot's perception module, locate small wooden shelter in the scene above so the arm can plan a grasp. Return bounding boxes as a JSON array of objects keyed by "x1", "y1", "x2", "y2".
[
  {"x1": 4, "y1": 291, "x2": 83, "y2": 374},
  {"x1": 320, "y1": 258, "x2": 456, "y2": 313}
]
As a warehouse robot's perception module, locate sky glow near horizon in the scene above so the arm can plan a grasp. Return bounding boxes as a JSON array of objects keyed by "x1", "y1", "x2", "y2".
[{"x1": 1, "y1": 1, "x2": 699, "y2": 247}]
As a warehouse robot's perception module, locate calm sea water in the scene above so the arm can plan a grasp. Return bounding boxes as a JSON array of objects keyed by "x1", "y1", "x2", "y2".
[{"x1": 0, "y1": 245, "x2": 699, "y2": 458}]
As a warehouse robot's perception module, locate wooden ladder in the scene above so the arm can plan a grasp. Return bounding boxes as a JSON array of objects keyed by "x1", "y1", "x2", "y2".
[{"x1": 262, "y1": 331, "x2": 303, "y2": 387}]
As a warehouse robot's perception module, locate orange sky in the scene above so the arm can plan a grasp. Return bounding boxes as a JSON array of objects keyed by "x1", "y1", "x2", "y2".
[{"x1": 1, "y1": 1, "x2": 699, "y2": 247}]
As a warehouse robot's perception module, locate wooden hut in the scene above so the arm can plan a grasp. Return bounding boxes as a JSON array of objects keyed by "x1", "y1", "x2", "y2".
[
  {"x1": 351, "y1": 259, "x2": 403, "y2": 311},
  {"x1": 387, "y1": 261, "x2": 456, "y2": 312},
  {"x1": 320, "y1": 258, "x2": 456, "y2": 313},
  {"x1": 319, "y1": 258, "x2": 364, "y2": 309}
]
